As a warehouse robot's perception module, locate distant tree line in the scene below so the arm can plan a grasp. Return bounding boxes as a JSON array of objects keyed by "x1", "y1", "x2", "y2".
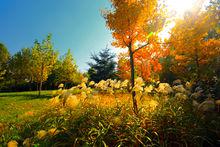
[
  {"x1": 0, "y1": 34, "x2": 119, "y2": 95},
  {"x1": 0, "y1": 34, "x2": 82, "y2": 95}
]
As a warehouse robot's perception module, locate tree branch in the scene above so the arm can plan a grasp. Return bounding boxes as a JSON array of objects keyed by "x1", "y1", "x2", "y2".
[
  {"x1": 156, "y1": 42, "x2": 172, "y2": 44},
  {"x1": 133, "y1": 42, "x2": 149, "y2": 54}
]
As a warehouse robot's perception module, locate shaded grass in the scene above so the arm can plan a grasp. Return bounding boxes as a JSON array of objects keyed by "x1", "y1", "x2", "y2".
[{"x1": 0, "y1": 90, "x2": 53, "y2": 123}]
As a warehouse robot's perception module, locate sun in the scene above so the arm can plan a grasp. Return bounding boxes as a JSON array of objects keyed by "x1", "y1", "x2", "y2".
[
  {"x1": 166, "y1": 0, "x2": 198, "y2": 17},
  {"x1": 158, "y1": 0, "x2": 208, "y2": 41}
]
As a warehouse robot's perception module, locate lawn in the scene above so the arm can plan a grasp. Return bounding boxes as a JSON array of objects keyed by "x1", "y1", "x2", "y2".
[{"x1": 0, "y1": 91, "x2": 53, "y2": 123}]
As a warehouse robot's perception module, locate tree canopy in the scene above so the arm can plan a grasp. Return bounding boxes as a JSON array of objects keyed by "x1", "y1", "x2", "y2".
[
  {"x1": 32, "y1": 34, "x2": 58, "y2": 95},
  {"x1": 169, "y1": 3, "x2": 220, "y2": 80},
  {"x1": 0, "y1": 43, "x2": 10, "y2": 80}
]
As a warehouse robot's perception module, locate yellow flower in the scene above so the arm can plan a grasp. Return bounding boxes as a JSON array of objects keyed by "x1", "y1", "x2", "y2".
[
  {"x1": 37, "y1": 130, "x2": 47, "y2": 139},
  {"x1": 82, "y1": 77, "x2": 88, "y2": 83},
  {"x1": 173, "y1": 85, "x2": 186, "y2": 93},
  {"x1": 81, "y1": 92, "x2": 87, "y2": 99},
  {"x1": 135, "y1": 77, "x2": 144, "y2": 86},
  {"x1": 133, "y1": 85, "x2": 143, "y2": 92},
  {"x1": 121, "y1": 80, "x2": 129, "y2": 88},
  {"x1": 7, "y1": 140, "x2": 18, "y2": 147},
  {"x1": 149, "y1": 100, "x2": 158, "y2": 109},
  {"x1": 49, "y1": 96, "x2": 60, "y2": 106},
  {"x1": 66, "y1": 95, "x2": 79, "y2": 108},
  {"x1": 144, "y1": 85, "x2": 154, "y2": 93},
  {"x1": 85, "y1": 87, "x2": 92, "y2": 94},
  {"x1": 58, "y1": 83, "x2": 64, "y2": 88},
  {"x1": 80, "y1": 83, "x2": 87, "y2": 89},
  {"x1": 185, "y1": 81, "x2": 192, "y2": 89},
  {"x1": 157, "y1": 83, "x2": 173, "y2": 95},
  {"x1": 175, "y1": 93, "x2": 188, "y2": 100},
  {"x1": 114, "y1": 81, "x2": 121, "y2": 89},
  {"x1": 89, "y1": 81, "x2": 95, "y2": 86},
  {"x1": 23, "y1": 138, "x2": 31, "y2": 147},
  {"x1": 48, "y1": 128, "x2": 59, "y2": 136}
]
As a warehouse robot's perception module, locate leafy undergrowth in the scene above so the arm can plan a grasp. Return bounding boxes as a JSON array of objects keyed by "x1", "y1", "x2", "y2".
[{"x1": 1, "y1": 79, "x2": 220, "y2": 146}]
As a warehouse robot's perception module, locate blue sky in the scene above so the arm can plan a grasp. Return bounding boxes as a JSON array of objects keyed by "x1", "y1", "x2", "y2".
[{"x1": 0, "y1": 0, "x2": 114, "y2": 71}]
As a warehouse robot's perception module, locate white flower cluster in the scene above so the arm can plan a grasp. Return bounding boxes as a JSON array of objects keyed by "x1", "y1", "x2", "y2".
[
  {"x1": 94, "y1": 79, "x2": 129, "y2": 93},
  {"x1": 156, "y1": 83, "x2": 173, "y2": 95},
  {"x1": 133, "y1": 77, "x2": 145, "y2": 92}
]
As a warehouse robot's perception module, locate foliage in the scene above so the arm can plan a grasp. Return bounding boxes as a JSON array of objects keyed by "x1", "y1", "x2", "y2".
[
  {"x1": 0, "y1": 43, "x2": 10, "y2": 80},
  {"x1": 88, "y1": 48, "x2": 117, "y2": 82},
  {"x1": 31, "y1": 34, "x2": 58, "y2": 95},
  {"x1": 169, "y1": 4, "x2": 220, "y2": 80},
  {"x1": 0, "y1": 43, "x2": 10, "y2": 67},
  {"x1": 8, "y1": 48, "x2": 33, "y2": 85},
  {"x1": 118, "y1": 42, "x2": 168, "y2": 82},
  {"x1": 55, "y1": 49, "x2": 82, "y2": 87}
]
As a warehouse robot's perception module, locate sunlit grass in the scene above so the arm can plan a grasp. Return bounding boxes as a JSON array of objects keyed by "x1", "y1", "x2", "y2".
[{"x1": 0, "y1": 91, "x2": 52, "y2": 123}]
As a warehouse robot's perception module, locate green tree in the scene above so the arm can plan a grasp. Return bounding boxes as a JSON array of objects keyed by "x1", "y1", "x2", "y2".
[
  {"x1": 0, "y1": 43, "x2": 10, "y2": 80},
  {"x1": 32, "y1": 34, "x2": 58, "y2": 96},
  {"x1": 9, "y1": 48, "x2": 33, "y2": 85},
  {"x1": 57, "y1": 49, "x2": 81, "y2": 87},
  {"x1": 88, "y1": 48, "x2": 116, "y2": 82}
]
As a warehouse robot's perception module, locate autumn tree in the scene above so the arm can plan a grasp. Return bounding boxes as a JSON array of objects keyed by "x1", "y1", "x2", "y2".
[
  {"x1": 88, "y1": 48, "x2": 116, "y2": 82},
  {"x1": 169, "y1": 3, "x2": 220, "y2": 80},
  {"x1": 32, "y1": 34, "x2": 58, "y2": 96},
  {"x1": 103, "y1": 0, "x2": 165, "y2": 114},
  {"x1": 0, "y1": 43, "x2": 10, "y2": 80}
]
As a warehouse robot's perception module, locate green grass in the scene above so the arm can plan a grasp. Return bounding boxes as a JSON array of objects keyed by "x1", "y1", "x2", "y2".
[{"x1": 0, "y1": 90, "x2": 53, "y2": 123}]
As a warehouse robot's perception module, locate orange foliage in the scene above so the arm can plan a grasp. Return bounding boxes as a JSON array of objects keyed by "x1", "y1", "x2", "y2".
[
  {"x1": 169, "y1": 6, "x2": 220, "y2": 79},
  {"x1": 118, "y1": 40, "x2": 169, "y2": 81},
  {"x1": 103, "y1": 0, "x2": 167, "y2": 81}
]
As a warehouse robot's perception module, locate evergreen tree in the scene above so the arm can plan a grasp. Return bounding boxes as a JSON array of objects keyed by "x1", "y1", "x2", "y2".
[
  {"x1": 88, "y1": 48, "x2": 116, "y2": 82},
  {"x1": 57, "y1": 49, "x2": 82, "y2": 87}
]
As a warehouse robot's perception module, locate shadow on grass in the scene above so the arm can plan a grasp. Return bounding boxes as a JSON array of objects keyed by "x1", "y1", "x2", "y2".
[{"x1": 0, "y1": 91, "x2": 52, "y2": 100}]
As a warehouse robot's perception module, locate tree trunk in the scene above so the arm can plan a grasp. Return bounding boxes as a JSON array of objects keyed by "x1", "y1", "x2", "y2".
[
  {"x1": 39, "y1": 81, "x2": 42, "y2": 96},
  {"x1": 128, "y1": 44, "x2": 138, "y2": 115},
  {"x1": 38, "y1": 63, "x2": 44, "y2": 96}
]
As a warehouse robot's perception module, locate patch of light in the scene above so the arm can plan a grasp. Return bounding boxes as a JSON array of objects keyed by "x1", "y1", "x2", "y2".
[
  {"x1": 158, "y1": 21, "x2": 176, "y2": 41},
  {"x1": 166, "y1": 0, "x2": 197, "y2": 17},
  {"x1": 165, "y1": 0, "x2": 209, "y2": 18}
]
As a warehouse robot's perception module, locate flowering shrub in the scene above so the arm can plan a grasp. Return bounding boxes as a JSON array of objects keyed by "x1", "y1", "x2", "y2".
[{"x1": 1, "y1": 77, "x2": 220, "y2": 146}]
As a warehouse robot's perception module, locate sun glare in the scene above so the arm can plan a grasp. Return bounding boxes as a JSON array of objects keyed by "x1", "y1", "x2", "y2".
[
  {"x1": 158, "y1": 0, "x2": 206, "y2": 41},
  {"x1": 166, "y1": 0, "x2": 197, "y2": 17},
  {"x1": 158, "y1": 21, "x2": 176, "y2": 41}
]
